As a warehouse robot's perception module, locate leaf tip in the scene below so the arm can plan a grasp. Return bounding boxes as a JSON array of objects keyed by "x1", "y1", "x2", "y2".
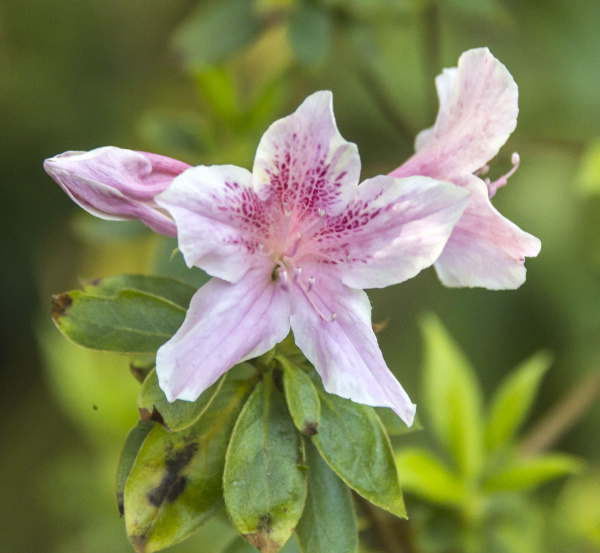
[
  {"x1": 301, "y1": 422, "x2": 319, "y2": 435},
  {"x1": 51, "y1": 293, "x2": 72, "y2": 322}
]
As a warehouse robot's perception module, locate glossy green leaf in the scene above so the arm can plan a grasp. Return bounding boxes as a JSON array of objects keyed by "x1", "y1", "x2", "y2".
[
  {"x1": 224, "y1": 380, "x2": 308, "y2": 553},
  {"x1": 296, "y1": 440, "x2": 358, "y2": 553},
  {"x1": 279, "y1": 356, "x2": 321, "y2": 435},
  {"x1": 124, "y1": 378, "x2": 253, "y2": 553},
  {"x1": 421, "y1": 314, "x2": 484, "y2": 479},
  {"x1": 173, "y1": 0, "x2": 261, "y2": 70},
  {"x1": 81, "y1": 274, "x2": 197, "y2": 309},
  {"x1": 484, "y1": 454, "x2": 582, "y2": 493},
  {"x1": 311, "y1": 382, "x2": 406, "y2": 518},
  {"x1": 116, "y1": 421, "x2": 155, "y2": 516},
  {"x1": 288, "y1": 2, "x2": 333, "y2": 67},
  {"x1": 394, "y1": 447, "x2": 465, "y2": 506},
  {"x1": 51, "y1": 289, "x2": 185, "y2": 354},
  {"x1": 486, "y1": 351, "x2": 553, "y2": 451}
]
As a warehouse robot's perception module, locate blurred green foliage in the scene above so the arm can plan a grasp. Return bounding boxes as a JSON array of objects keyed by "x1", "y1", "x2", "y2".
[{"x1": 1, "y1": 0, "x2": 600, "y2": 551}]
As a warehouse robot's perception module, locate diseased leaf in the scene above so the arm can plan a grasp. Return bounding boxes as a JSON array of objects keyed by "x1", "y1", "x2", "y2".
[
  {"x1": 486, "y1": 351, "x2": 552, "y2": 451},
  {"x1": 224, "y1": 533, "x2": 302, "y2": 553},
  {"x1": 124, "y1": 378, "x2": 253, "y2": 553},
  {"x1": 224, "y1": 380, "x2": 308, "y2": 553},
  {"x1": 288, "y1": 2, "x2": 333, "y2": 67},
  {"x1": 394, "y1": 447, "x2": 465, "y2": 507},
  {"x1": 310, "y1": 379, "x2": 406, "y2": 518},
  {"x1": 116, "y1": 421, "x2": 155, "y2": 516},
  {"x1": 81, "y1": 274, "x2": 197, "y2": 309},
  {"x1": 279, "y1": 356, "x2": 320, "y2": 436},
  {"x1": 51, "y1": 289, "x2": 186, "y2": 354},
  {"x1": 484, "y1": 454, "x2": 582, "y2": 493},
  {"x1": 421, "y1": 314, "x2": 484, "y2": 479},
  {"x1": 296, "y1": 440, "x2": 358, "y2": 553}
]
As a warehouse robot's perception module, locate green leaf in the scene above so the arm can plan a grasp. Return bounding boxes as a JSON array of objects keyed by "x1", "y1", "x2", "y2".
[
  {"x1": 311, "y1": 382, "x2": 406, "y2": 518},
  {"x1": 124, "y1": 377, "x2": 253, "y2": 553},
  {"x1": 421, "y1": 314, "x2": 484, "y2": 479},
  {"x1": 278, "y1": 356, "x2": 321, "y2": 435},
  {"x1": 578, "y1": 142, "x2": 600, "y2": 196},
  {"x1": 116, "y1": 421, "x2": 155, "y2": 516},
  {"x1": 138, "y1": 363, "x2": 256, "y2": 432},
  {"x1": 224, "y1": 380, "x2": 308, "y2": 553},
  {"x1": 486, "y1": 351, "x2": 553, "y2": 451},
  {"x1": 224, "y1": 533, "x2": 302, "y2": 553},
  {"x1": 51, "y1": 289, "x2": 186, "y2": 354},
  {"x1": 394, "y1": 447, "x2": 465, "y2": 507},
  {"x1": 484, "y1": 454, "x2": 582, "y2": 493},
  {"x1": 296, "y1": 440, "x2": 358, "y2": 553},
  {"x1": 288, "y1": 2, "x2": 333, "y2": 67},
  {"x1": 173, "y1": 0, "x2": 261, "y2": 70},
  {"x1": 81, "y1": 274, "x2": 197, "y2": 310}
]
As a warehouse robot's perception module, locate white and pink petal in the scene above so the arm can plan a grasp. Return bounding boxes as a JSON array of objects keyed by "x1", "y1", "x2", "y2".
[
  {"x1": 391, "y1": 48, "x2": 518, "y2": 179},
  {"x1": 252, "y1": 91, "x2": 361, "y2": 221},
  {"x1": 156, "y1": 267, "x2": 292, "y2": 402},
  {"x1": 156, "y1": 164, "x2": 276, "y2": 283},
  {"x1": 313, "y1": 175, "x2": 470, "y2": 289},
  {"x1": 434, "y1": 174, "x2": 541, "y2": 289},
  {"x1": 289, "y1": 276, "x2": 416, "y2": 426}
]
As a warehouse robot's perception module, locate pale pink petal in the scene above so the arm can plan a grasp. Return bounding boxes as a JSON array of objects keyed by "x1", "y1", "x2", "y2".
[
  {"x1": 434, "y1": 175, "x2": 541, "y2": 289},
  {"x1": 391, "y1": 48, "x2": 518, "y2": 179},
  {"x1": 311, "y1": 175, "x2": 469, "y2": 289},
  {"x1": 44, "y1": 146, "x2": 189, "y2": 236},
  {"x1": 156, "y1": 165, "x2": 278, "y2": 283},
  {"x1": 253, "y1": 90, "x2": 361, "y2": 220},
  {"x1": 156, "y1": 267, "x2": 291, "y2": 402},
  {"x1": 289, "y1": 277, "x2": 416, "y2": 426}
]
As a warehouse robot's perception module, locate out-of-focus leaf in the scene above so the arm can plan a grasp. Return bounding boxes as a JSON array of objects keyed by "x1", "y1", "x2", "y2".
[
  {"x1": 577, "y1": 141, "x2": 600, "y2": 196},
  {"x1": 484, "y1": 454, "x2": 582, "y2": 493},
  {"x1": 116, "y1": 421, "x2": 155, "y2": 516},
  {"x1": 81, "y1": 274, "x2": 196, "y2": 310},
  {"x1": 152, "y1": 236, "x2": 211, "y2": 289},
  {"x1": 124, "y1": 378, "x2": 253, "y2": 553},
  {"x1": 70, "y1": 214, "x2": 150, "y2": 243},
  {"x1": 394, "y1": 447, "x2": 465, "y2": 506},
  {"x1": 311, "y1": 379, "x2": 406, "y2": 518},
  {"x1": 375, "y1": 408, "x2": 422, "y2": 436},
  {"x1": 288, "y1": 2, "x2": 333, "y2": 67},
  {"x1": 486, "y1": 351, "x2": 553, "y2": 451},
  {"x1": 138, "y1": 363, "x2": 256, "y2": 432},
  {"x1": 224, "y1": 380, "x2": 307, "y2": 553},
  {"x1": 51, "y1": 289, "x2": 185, "y2": 354},
  {"x1": 296, "y1": 440, "x2": 358, "y2": 553},
  {"x1": 279, "y1": 356, "x2": 320, "y2": 435},
  {"x1": 195, "y1": 67, "x2": 240, "y2": 124},
  {"x1": 173, "y1": 0, "x2": 261, "y2": 70},
  {"x1": 421, "y1": 314, "x2": 484, "y2": 479}
]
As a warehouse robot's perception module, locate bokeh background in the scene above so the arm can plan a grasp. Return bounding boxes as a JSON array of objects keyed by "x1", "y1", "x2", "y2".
[{"x1": 1, "y1": 0, "x2": 599, "y2": 552}]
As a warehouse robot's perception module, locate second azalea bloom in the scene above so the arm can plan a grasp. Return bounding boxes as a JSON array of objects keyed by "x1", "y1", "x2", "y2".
[
  {"x1": 154, "y1": 91, "x2": 470, "y2": 426},
  {"x1": 390, "y1": 48, "x2": 541, "y2": 289}
]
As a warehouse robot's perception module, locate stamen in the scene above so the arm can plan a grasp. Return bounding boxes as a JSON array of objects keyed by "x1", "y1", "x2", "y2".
[
  {"x1": 318, "y1": 208, "x2": 325, "y2": 217},
  {"x1": 307, "y1": 276, "x2": 315, "y2": 292},
  {"x1": 485, "y1": 152, "x2": 520, "y2": 198},
  {"x1": 330, "y1": 313, "x2": 337, "y2": 322},
  {"x1": 278, "y1": 269, "x2": 289, "y2": 291},
  {"x1": 293, "y1": 267, "x2": 302, "y2": 282},
  {"x1": 285, "y1": 233, "x2": 303, "y2": 258},
  {"x1": 475, "y1": 164, "x2": 490, "y2": 177},
  {"x1": 295, "y1": 276, "x2": 332, "y2": 322}
]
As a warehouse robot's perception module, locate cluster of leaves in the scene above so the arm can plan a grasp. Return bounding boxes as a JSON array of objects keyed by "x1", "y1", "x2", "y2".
[
  {"x1": 394, "y1": 315, "x2": 582, "y2": 553},
  {"x1": 51, "y1": 274, "x2": 410, "y2": 553}
]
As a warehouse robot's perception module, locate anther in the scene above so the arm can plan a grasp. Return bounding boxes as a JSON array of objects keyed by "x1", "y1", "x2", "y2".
[
  {"x1": 318, "y1": 208, "x2": 325, "y2": 217},
  {"x1": 330, "y1": 313, "x2": 337, "y2": 322},
  {"x1": 485, "y1": 152, "x2": 521, "y2": 198},
  {"x1": 307, "y1": 276, "x2": 315, "y2": 292},
  {"x1": 278, "y1": 269, "x2": 289, "y2": 291},
  {"x1": 293, "y1": 267, "x2": 302, "y2": 282}
]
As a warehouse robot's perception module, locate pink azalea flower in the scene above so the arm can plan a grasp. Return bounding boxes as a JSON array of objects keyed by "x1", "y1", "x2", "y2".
[
  {"x1": 44, "y1": 147, "x2": 190, "y2": 236},
  {"x1": 154, "y1": 91, "x2": 470, "y2": 425},
  {"x1": 390, "y1": 48, "x2": 541, "y2": 290}
]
